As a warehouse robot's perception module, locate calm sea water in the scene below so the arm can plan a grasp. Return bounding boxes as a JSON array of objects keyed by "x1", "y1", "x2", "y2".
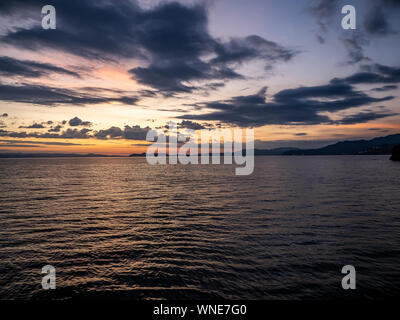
[{"x1": 0, "y1": 156, "x2": 399, "y2": 299}]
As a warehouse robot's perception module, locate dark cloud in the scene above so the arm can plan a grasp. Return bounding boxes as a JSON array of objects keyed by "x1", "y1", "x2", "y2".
[
  {"x1": 364, "y1": 6, "x2": 394, "y2": 35},
  {"x1": 157, "y1": 108, "x2": 189, "y2": 113},
  {"x1": 0, "y1": 83, "x2": 139, "y2": 106},
  {"x1": 0, "y1": 139, "x2": 88, "y2": 146},
  {"x1": 368, "y1": 127, "x2": 390, "y2": 133},
  {"x1": 372, "y1": 85, "x2": 398, "y2": 92},
  {"x1": 381, "y1": 0, "x2": 400, "y2": 5},
  {"x1": 129, "y1": 32, "x2": 297, "y2": 95},
  {"x1": 211, "y1": 35, "x2": 297, "y2": 68},
  {"x1": 94, "y1": 126, "x2": 123, "y2": 139},
  {"x1": 1, "y1": 0, "x2": 144, "y2": 60},
  {"x1": 48, "y1": 125, "x2": 62, "y2": 132},
  {"x1": 129, "y1": 60, "x2": 242, "y2": 95},
  {"x1": 335, "y1": 110, "x2": 397, "y2": 124},
  {"x1": 79, "y1": 87, "x2": 128, "y2": 94},
  {"x1": 68, "y1": 116, "x2": 92, "y2": 127},
  {"x1": 0, "y1": 0, "x2": 38, "y2": 12},
  {"x1": 0, "y1": 0, "x2": 297, "y2": 95},
  {"x1": 0, "y1": 56, "x2": 80, "y2": 78},
  {"x1": 0, "y1": 128, "x2": 93, "y2": 139},
  {"x1": 177, "y1": 120, "x2": 206, "y2": 130},
  {"x1": 363, "y1": 0, "x2": 400, "y2": 36},
  {"x1": 19, "y1": 123, "x2": 45, "y2": 129},
  {"x1": 204, "y1": 83, "x2": 225, "y2": 91},
  {"x1": 131, "y1": 143, "x2": 151, "y2": 147},
  {"x1": 68, "y1": 117, "x2": 81, "y2": 126},
  {"x1": 295, "y1": 133, "x2": 308, "y2": 136},
  {"x1": 124, "y1": 125, "x2": 151, "y2": 140},
  {"x1": 0, "y1": 144, "x2": 41, "y2": 148},
  {"x1": 340, "y1": 34, "x2": 370, "y2": 65},
  {"x1": 308, "y1": 0, "x2": 338, "y2": 42},
  {"x1": 274, "y1": 83, "x2": 357, "y2": 100},
  {"x1": 179, "y1": 81, "x2": 394, "y2": 127},
  {"x1": 331, "y1": 64, "x2": 400, "y2": 84},
  {"x1": 46, "y1": 128, "x2": 92, "y2": 139},
  {"x1": 94, "y1": 125, "x2": 151, "y2": 140}
]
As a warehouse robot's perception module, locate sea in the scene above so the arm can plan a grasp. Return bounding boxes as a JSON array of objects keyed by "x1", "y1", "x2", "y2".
[{"x1": 0, "y1": 156, "x2": 399, "y2": 299}]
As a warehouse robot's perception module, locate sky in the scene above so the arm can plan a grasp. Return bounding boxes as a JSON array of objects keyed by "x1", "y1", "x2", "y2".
[{"x1": 0, "y1": 0, "x2": 399, "y2": 155}]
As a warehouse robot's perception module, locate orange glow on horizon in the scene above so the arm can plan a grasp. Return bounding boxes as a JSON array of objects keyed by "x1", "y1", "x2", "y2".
[{"x1": 0, "y1": 138, "x2": 149, "y2": 155}]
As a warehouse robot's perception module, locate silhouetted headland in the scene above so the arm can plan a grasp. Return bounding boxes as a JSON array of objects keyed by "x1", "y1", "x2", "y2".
[
  {"x1": 284, "y1": 134, "x2": 400, "y2": 155},
  {"x1": 390, "y1": 145, "x2": 400, "y2": 161}
]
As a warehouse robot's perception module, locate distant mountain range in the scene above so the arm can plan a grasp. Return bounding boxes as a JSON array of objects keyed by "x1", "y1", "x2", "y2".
[
  {"x1": 283, "y1": 134, "x2": 400, "y2": 155},
  {"x1": 129, "y1": 135, "x2": 400, "y2": 156}
]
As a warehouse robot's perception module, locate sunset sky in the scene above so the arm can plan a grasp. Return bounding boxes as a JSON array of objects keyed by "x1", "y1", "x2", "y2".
[{"x1": 0, "y1": 0, "x2": 399, "y2": 155}]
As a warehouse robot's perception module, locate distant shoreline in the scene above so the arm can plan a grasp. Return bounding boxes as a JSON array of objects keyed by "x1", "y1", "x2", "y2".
[
  {"x1": 1, "y1": 133, "x2": 399, "y2": 158},
  {"x1": 0, "y1": 153, "x2": 393, "y2": 159},
  {"x1": 0, "y1": 153, "x2": 127, "y2": 158}
]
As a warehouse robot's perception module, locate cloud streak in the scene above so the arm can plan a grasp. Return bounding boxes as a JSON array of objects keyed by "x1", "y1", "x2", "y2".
[
  {"x1": 331, "y1": 64, "x2": 400, "y2": 85},
  {"x1": 0, "y1": 83, "x2": 140, "y2": 106},
  {"x1": 0, "y1": 56, "x2": 80, "y2": 78}
]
